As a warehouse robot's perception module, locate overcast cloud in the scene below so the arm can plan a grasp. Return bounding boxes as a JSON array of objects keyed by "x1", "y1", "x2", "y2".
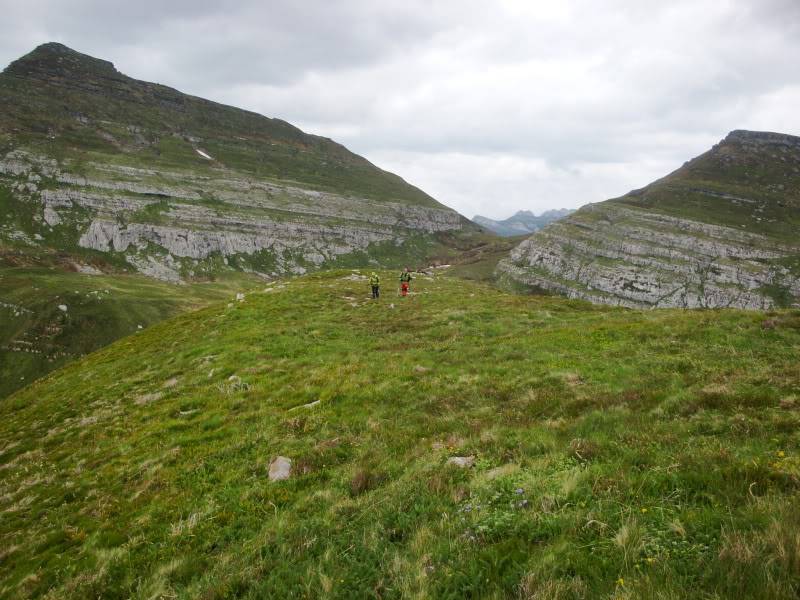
[{"x1": 1, "y1": 0, "x2": 799, "y2": 218}]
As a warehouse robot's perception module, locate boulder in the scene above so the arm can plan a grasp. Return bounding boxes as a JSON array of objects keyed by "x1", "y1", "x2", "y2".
[
  {"x1": 447, "y1": 456, "x2": 475, "y2": 468},
  {"x1": 269, "y1": 456, "x2": 292, "y2": 482}
]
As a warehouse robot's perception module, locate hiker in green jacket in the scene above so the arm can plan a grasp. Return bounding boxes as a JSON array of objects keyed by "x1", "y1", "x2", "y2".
[
  {"x1": 399, "y1": 267, "x2": 412, "y2": 297},
  {"x1": 370, "y1": 272, "x2": 380, "y2": 299}
]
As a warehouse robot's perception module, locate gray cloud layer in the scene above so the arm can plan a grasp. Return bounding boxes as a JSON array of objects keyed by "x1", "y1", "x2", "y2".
[{"x1": 2, "y1": 0, "x2": 799, "y2": 218}]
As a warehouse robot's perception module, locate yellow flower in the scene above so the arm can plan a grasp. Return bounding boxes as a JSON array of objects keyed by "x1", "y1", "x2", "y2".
[
  {"x1": 640, "y1": 507, "x2": 648, "y2": 513},
  {"x1": 646, "y1": 557, "x2": 655, "y2": 564},
  {"x1": 616, "y1": 577, "x2": 625, "y2": 586},
  {"x1": 777, "y1": 451, "x2": 786, "y2": 458}
]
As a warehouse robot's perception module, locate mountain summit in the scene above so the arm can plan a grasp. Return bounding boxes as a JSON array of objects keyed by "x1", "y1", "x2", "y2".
[
  {"x1": 0, "y1": 43, "x2": 476, "y2": 282},
  {"x1": 498, "y1": 130, "x2": 800, "y2": 309},
  {"x1": 3, "y1": 42, "x2": 120, "y2": 80}
]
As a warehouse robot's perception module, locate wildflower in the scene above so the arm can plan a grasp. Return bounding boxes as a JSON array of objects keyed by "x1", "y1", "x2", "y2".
[
  {"x1": 616, "y1": 577, "x2": 625, "y2": 586},
  {"x1": 646, "y1": 557, "x2": 655, "y2": 564},
  {"x1": 640, "y1": 507, "x2": 648, "y2": 513},
  {"x1": 777, "y1": 451, "x2": 786, "y2": 458}
]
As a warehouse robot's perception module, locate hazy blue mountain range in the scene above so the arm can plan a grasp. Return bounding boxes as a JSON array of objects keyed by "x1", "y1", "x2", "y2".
[{"x1": 472, "y1": 209, "x2": 574, "y2": 236}]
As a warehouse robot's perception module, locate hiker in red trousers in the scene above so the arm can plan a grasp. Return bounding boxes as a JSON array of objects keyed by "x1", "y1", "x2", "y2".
[{"x1": 399, "y1": 267, "x2": 412, "y2": 297}]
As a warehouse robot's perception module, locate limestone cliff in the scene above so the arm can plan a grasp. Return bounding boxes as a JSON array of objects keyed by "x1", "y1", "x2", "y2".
[
  {"x1": 0, "y1": 43, "x2": 473, "y2": 280},
  {"x1": 498, "y1": 130, "x2": 800, "y2": 309}
]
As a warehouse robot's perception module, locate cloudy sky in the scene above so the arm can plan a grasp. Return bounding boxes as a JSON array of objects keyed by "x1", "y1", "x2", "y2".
[{"x1": 1, "y1": 0, "x2": 799, "y2": 218}]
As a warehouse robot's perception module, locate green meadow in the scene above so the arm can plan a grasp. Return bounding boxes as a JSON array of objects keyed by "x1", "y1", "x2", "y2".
[{"x1": 1, "y1": 270, "x2": 799, "y2": 598}]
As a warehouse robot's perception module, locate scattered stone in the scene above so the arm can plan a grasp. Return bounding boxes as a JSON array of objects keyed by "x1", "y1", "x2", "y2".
[
  {"x1": 74, "y1": 263, "x2": 103, "y2": 275},
  {"x1": 163, "y1": 377, "x2": 179, "y2": 389},
  {"x1": 288, "y1": 400, "x2": 320, "y2": 412},
  {"x1": 485, "y1": 464, "x2": 519, "y2": 480},
  {"x1": 447, "y1": 456, "x2": 475, "y2": 468},
  {"x1": 43, "y1": 206, "x2": 61, "y2": 226},
  {"x1": 135, "y1": 392, "x2": 162, "y2": 405},
  {"x1": 236, "y1": 293, "x2": 245, "y2": 302},
  {"x1": 269, "y1": 456, "x2": 292, "y2": 482},
  {"x1": 413, "y1": 365, "x2": 430, "y2": 374}
]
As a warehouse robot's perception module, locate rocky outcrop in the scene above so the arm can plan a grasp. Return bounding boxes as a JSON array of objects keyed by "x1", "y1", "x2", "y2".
[
  {"x1": 0, "y1": 43, "x2": 474, "y2": 282},
  {"x1": 1, "y1": 150, "x2": 465, "y2": 281},
  {"x1": 499, "y1": 130, "x2": 800, "y2": 309}
]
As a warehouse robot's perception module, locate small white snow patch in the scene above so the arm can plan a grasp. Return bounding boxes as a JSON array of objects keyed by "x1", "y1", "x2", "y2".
[{"x1": 195, "y1": 149, "x2": 213, "y2": 160}]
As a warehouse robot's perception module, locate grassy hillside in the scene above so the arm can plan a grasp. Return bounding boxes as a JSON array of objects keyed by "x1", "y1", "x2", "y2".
[
  {"x1": 617, "y1": 130, "x2": 800, "y2": 242},
  {"x1": 500, "y1": 130, "x2": 800, "y2": 309},
  {"x1": 0, "y1": 265, "x2": 258, "y2": 398},
  {"x1": 0, "y1": 43, "x2": 442, "y2": 208},
  {"x1": 1, "y1": 271, "x2": 799, "y2": 598}
]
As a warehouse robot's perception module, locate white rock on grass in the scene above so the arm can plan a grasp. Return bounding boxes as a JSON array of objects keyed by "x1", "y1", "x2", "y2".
[
  {"x1": 447, "y1": 456, "x2": 476, "y2": 468},
  {"x1": 288, "y1": 400, "x2": 320, "y2": 412},
  {"x1": 135, "y1": 392, "x2": 163, "y2": 405},
  {"x1": 269, "y1": 456, "x2": 292, "y2": 482},
  {"x1": 236, "y1": 293, "x2": 245, "y2": 302}
]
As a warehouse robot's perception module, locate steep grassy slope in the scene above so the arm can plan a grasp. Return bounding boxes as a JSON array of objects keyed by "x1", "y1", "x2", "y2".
[
  {"x1": 1, "y1": 272, "x2": 799, "y2": 598},
  {"x1": 0, "y1": 43, "x2": 438, "y2": 208},
  {"x1": 0, "y1": 43, "x2": 478, "y2": 284},
  {"x1": 0, "y1": 265, "x2": 257, "y2": 399},
  {"x1": 499, "y1": 130, "x2": 800, "y2": 309}
]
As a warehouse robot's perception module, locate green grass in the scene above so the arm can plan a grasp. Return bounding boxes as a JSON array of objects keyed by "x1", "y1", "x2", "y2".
[
  {"x1": 1, "y1": 270, "x2": 799, "y2": 598},
  {"x1": 0, "y1": 44, "x2": 449, "y2": 209},
  {"x1": 0, "y1": 266, "x2": 259, "y2": 398}
]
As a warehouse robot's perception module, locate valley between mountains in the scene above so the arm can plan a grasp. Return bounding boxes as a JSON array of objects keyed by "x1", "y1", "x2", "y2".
[{"x1": 0, "y1": 41, "x2": 799, "y2": 600}]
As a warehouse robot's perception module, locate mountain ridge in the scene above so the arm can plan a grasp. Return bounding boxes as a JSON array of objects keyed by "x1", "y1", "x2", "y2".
[
  {"x1": 0, "y1": 42, "x2": 444, "y2": 208},
  {"x1": 473, "y1": 208, "x2": 574, "y2": 236},
  {"x1": 498, "y1": 129, "x2": 800, "y2": 309},
  {"x1": 0, "y1": 42, "x2": 480, "y2": 285}
]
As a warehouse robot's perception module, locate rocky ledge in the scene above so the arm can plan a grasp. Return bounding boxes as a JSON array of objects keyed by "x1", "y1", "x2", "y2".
[
  {"x1": 1, "y1": 151, "x2": 465, "y2": 281},
  {"x1": 498, "y1": 130, "x2": 800, "y2": 310}
]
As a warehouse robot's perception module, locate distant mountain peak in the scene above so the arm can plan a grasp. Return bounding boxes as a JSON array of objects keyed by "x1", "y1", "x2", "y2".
[
  {"x1": 472, "y1": 208, "x2": 574, "y2": 237},
  {"x1": 725, "y1": 129, "x2": 800, "y2": 145},
  {"x1": 3, "y1": 42, "x2": 119, "y2": 80}
]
